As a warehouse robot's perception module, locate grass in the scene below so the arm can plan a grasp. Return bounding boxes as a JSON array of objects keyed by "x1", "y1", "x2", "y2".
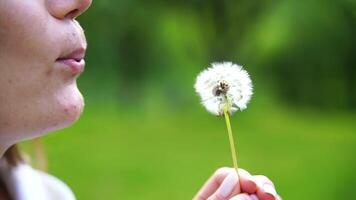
[{"x1": 21, "y1": 100, "x2": 356, "y2": 200}]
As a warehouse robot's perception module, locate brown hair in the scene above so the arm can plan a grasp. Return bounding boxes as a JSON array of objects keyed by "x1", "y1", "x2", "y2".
[
  {"x1": 1, "y1": 142, "x2": 46, "y2": 200},
  {"x1": 3, "y1": 145, "x2": 24, "y2": 166},
  {"x1": 0, "y1": 145, "x2": 23, "y2": 200},
  {"x1": 3, "y1": 139, "x2": 47, "y2": 171}
]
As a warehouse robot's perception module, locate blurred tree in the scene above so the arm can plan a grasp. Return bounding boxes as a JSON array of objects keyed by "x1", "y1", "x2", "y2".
[{"x1": 79, "y1": 0, "x2": 356, "y2": 110}]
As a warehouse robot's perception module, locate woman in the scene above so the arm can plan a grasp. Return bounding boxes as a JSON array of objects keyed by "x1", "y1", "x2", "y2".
[{"x1": 0, "y1": 0, "x2": 280, "y2": 199}]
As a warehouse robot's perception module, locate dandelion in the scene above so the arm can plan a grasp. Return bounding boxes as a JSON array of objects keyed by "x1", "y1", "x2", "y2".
[{"x1": 194, "y1": 62, "x2": 253, "y2": 173}]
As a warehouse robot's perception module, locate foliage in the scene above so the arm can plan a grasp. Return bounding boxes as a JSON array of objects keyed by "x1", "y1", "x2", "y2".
[{"x1": 22, "y1": 0, "x2": 356, "y2": 199}]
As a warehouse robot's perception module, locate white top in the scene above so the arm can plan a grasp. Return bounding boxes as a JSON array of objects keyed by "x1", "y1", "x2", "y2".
[{"x1": 0, "y1": 160, "x2": 76, "y2": 200}]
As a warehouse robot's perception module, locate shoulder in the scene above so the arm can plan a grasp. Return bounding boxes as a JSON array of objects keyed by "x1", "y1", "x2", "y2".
[
  {"x1": 36, "y1": 169, "x2": 76, "y2": 200},
  {"x1": 0, "y1": 162, "x2": 76, "y2": 200}
]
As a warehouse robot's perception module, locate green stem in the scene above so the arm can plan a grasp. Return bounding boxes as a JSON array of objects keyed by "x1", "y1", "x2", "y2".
[{"x1": 223, "y1": 107, "x2": 239, "y2": 173}]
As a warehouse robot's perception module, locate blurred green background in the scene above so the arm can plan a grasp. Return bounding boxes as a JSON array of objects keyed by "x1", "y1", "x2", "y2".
[{"x1": 24, "y1": 0, "x2": 356, "y2": 199}]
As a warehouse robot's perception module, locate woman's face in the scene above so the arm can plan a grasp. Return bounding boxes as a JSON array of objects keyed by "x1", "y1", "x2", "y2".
[{"x1": 0, "y1": 0, "x2": 92, "y2": 148}]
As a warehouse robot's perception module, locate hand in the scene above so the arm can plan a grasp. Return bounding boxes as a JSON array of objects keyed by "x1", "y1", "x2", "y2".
[{"x1": 193, "y1": 167, "x2": 281, "y2": 200}]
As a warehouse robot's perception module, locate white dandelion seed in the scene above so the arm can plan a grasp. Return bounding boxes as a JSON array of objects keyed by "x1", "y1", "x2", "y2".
[{"x1": 194, "y1": 62, "x2": 253, "y2": 116}]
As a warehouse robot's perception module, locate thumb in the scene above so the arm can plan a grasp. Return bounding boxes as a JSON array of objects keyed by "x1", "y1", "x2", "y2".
[{"x1": 208, "y1": 170, "x2": 241, "y2": 200}]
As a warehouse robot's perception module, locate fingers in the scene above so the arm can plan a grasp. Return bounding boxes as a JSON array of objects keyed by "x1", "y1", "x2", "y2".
[
  {"x1": 229, "y1": 193, "x2": 258, "y2": 200},
  {"x1": 238, "y1": 169, "x2": 257, "y2": 194},
  {"x1": 250, "y1": 194, "x2": 259, "y2": 200},
  {"x1": 194, "y1": 167, "x2": 280, "y2": 200},
  {"x1": 207, "y1": 168, "x2": 263, "y2": 200},
  {"x1": 199, "y1": 167, "x2": 259, "y2": 200},
  {"x1": 207, "y1": 170, "x2": 240, "y2": 200},
  {"x1": 254, "y1": 175, "x2": 278, "y2": 200},
  {"x1": 194, "y1": 167, "x2": 235, "y2": 200}
]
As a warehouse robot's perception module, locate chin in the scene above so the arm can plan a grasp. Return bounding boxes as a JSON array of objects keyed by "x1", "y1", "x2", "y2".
[
  {"x1": 44, "y1": 83, "x2": 85, "y2": 133},
  {"x1": 8, "y1": 85, "x2": 85, "y2": 144},
  {"x1": 58, "y1": 84, "x2": 85, "y2": 128}
]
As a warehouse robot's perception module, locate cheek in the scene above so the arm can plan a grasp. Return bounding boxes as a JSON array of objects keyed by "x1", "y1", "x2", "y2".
[{"x1": 0, "y1": 0, "x2": 57, "y2": 67}]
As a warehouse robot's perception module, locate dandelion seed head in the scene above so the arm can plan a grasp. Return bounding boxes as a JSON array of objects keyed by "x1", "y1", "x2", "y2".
[{"x1": 194, "y1": 62, "x2": 253, "y2": 116}]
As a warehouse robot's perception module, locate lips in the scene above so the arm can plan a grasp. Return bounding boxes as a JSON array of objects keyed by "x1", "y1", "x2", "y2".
[{"x1": 56, "y1": 48, "x2": 86, "y2": 75}]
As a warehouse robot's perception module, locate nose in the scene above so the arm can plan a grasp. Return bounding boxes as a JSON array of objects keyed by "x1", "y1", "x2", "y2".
[{"x1": 47, "y1": 0, "x2": 92, "y2": 19}]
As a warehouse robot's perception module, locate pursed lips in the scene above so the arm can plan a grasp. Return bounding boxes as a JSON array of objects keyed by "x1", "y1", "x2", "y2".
[{"x1": 56, "y1": 48, "x2": 86, "y2": 75}]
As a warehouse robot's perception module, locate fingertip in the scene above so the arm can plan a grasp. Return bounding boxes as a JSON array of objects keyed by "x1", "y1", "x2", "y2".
[
  {"x1": 216, "y1": 169, "x2": 240, "y2": 199},
  {"x1": 193, "y1": 167, "x2": 234, "y2": 200},
  {"x1": 257, "y1": 192, "x2": 275, "y2": 200},
  {"x1": 254, "y1": 175, "x2": 274, "y2": 187},
  {"x1": 215, "y1": 167, "x2": 235, "y2": 176},
  {"x1": 257, "y1": 184, "x2": 277, "y2": 200},
  {"x1": 238, "y1": 169, "x2": 257, "y2": 194}
]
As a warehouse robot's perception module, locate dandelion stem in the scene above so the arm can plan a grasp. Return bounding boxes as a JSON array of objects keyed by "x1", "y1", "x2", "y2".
[{"x1": 223, "y1": 107, "x2": 239, "y2": 173}]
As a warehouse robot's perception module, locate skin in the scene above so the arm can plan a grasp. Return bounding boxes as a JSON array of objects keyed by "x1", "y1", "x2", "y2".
[
  {"x1": 0, "y1": 1, "x2": 280, "y2": 199},
  {"x1": 194, "y1": 167, "x2": 282, "y2": 200},
  {"x1": 0, "y1": 0, "x2": 91, "y2": 155}
]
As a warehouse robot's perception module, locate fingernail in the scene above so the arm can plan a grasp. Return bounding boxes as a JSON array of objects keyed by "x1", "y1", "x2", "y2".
[
  {"x1": 262, "y1": 184, "x2": 277, "y2": 199},
  {"x1": 217, "y1": 171, "x2": 239, "y2": 198}
]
